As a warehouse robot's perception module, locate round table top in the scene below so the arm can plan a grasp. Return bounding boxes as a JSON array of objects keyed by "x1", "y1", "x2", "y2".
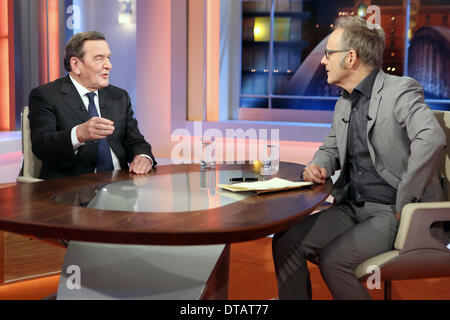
[{"x1": 0, "y1": 162, "x2": 332, "y2": 245}]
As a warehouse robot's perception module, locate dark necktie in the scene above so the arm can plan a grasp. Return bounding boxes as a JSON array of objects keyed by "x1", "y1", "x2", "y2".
[{"x1": 86, "y1": 92, "x2": 114, "y2": 172}]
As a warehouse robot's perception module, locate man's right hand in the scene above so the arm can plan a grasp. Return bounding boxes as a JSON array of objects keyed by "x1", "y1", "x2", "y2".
[
  {"x1": 76, "y1": 117, "x2": 115, "y2": 143},
  {"x1": 303, "y1": 163, "x2": 327, "y2": 184}
]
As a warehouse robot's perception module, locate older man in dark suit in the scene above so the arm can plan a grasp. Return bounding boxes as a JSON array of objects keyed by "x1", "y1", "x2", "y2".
[{"x1": 29, "y1": 31, "x2": 155, "y2": 180}]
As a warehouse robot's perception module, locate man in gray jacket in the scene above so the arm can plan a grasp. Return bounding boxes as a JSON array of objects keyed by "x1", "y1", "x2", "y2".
[{"x1": 272, "y1": 16, "x2": 446, "y2": 299}]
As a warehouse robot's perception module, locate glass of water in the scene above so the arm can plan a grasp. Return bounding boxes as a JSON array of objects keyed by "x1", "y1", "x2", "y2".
[
  {"x1": 201, "y1": 137, "x2": 216, "y2": 169},
  {"x1": 261, "y1": 144, "x2": 279, "y2": 175}
]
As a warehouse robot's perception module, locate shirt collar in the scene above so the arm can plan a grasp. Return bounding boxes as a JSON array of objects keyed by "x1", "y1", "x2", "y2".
[
  {"x1": 69, "y1": 75, "x2": 99, "y2": 98},
  {"x1": 341, "y1": 68, "x2": 380, "y2": 100}
]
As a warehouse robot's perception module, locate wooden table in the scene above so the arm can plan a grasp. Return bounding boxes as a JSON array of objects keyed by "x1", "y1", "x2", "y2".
[
  {"x1": 0, "y1": 161, "x2": 331, "y2": 245},
  {"x1": 0, "y1": 162, "x2": 332, "y2": 299}
]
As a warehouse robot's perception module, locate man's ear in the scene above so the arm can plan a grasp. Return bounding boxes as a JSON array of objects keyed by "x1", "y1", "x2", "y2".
[
  {"x1": 70, "y1": 57, "x2": 81, "y2": 76},
  {"x1": 347, "y1": 49, "x2": 358, "y2": 68}
]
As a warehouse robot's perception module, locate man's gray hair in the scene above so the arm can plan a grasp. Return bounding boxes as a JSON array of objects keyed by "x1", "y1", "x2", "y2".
[{"x1": 334, "y1": 16, "x2": 385, "y2": 69}]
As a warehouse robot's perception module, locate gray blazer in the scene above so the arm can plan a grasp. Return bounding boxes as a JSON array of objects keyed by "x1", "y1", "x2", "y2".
[{"x1": 311, "y1": 69, "x2": 446, "y2": 213}]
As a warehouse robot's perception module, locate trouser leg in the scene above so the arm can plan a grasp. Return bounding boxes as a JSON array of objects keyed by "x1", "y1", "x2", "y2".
[
  {"x1": 272, "y1": 204, "x2": 356, "y2": 299},
  {"x1": 318, "y1": 202, "x2": 399, "y2": 300}
]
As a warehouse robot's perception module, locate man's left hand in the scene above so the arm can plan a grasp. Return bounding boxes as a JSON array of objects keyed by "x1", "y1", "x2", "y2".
[
  {"x1": 129, "y1": 155, "x2": 152, "y2": 174},
  {"x1": 395, "y1": 212, "x2": 401, "y2": 221}
]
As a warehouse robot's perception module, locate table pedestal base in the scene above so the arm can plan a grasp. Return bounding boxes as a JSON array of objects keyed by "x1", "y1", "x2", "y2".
[{"x1": 56, "y1": 241, "x2": 229, "y2": 300}]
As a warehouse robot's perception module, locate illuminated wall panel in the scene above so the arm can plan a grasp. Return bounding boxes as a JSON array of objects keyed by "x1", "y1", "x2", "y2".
[
  {"x1": 38, "y1": 0, "x2": 60, "y2": 85},
  {"x1": 0, "y1": 0, "x2": 14, "y2": 131}
]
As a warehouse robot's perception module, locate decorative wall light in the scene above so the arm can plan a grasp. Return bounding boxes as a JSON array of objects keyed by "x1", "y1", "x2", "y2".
[
  {"x1": 357, "y1": 3, "x2": 367, "y2": 18},
  {"x1": 253, "y1": 17, "x2": 290, "y2": 42},
  {"x1": 118, "y1": 0, "x2": 133, "y2": 24}
]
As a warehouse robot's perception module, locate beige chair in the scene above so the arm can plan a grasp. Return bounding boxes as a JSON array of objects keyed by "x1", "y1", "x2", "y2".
[
  {"x1": 17, "y1": 106, "x2": 43, "y2": 183},
  {"x1": 355, "y1": 110, "x2": 450, "y2": 299},
  {"x1": 16, "y1": 106, "x2": 66, "y2": 248}
]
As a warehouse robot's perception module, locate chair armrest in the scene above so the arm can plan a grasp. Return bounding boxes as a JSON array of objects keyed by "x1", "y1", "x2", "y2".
[
  {"x1": 395, "y1": 202, "x2": 450, "y2": 251},
  {"x1": 16, "y1": 176, "x2": 43, "y2": 183}
]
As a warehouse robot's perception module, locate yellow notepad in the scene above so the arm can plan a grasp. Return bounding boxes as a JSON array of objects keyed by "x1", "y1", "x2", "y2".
[{"x1": 218, "y1": 177, "x2": 313, "y2": 194}]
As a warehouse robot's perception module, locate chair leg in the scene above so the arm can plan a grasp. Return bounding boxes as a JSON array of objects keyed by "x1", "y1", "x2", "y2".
[{"x1": 384, "y1": 280, "x2": 392, "y2": 300}]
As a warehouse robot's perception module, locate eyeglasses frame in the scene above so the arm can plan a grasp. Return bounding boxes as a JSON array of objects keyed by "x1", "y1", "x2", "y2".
[{"x1": 324, "y1": 48, "x2": 350, "y2": 59}]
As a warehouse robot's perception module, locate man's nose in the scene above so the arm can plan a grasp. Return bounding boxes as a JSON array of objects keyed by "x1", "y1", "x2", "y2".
[{"x1": 320, "y1": 55, "x2": 327, "y2": 65}]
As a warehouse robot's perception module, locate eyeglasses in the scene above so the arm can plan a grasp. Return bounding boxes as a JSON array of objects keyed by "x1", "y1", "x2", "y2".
[{"x1": 324, "y1": 49, "x2": 350, "y2": 59}]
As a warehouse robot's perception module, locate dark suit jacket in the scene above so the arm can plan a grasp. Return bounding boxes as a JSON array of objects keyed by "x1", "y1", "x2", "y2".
[{"x1": 28, "y1": 76, "x2": 156, "y2": 180}]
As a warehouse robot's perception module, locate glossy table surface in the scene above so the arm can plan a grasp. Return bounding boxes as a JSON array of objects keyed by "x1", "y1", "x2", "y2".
[
  {"x1": 63, "y1": 169, "x2": 256, "y2": 213},
  {"x1": 0, "y1": 162, "x2": 332, "y2": 245}
]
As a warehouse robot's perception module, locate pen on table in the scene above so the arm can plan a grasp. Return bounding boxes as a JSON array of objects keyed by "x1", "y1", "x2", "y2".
[{"x1": 229, "y1": 177, "x2": 259, "y2": 182}]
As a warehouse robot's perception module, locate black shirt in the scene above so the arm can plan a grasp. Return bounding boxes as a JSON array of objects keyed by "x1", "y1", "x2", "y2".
[{"x1": 343, "y1": 68, "x2": 397, "y2": 205}]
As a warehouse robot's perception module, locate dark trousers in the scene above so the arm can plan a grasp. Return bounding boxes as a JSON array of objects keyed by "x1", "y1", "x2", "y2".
[{"x1": 272, "y1": 201, "x2": 399, "y2": 300}]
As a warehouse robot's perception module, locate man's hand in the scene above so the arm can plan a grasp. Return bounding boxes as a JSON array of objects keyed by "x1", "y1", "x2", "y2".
[
  {"x1": 129, "y1": 155, "x2": 152, "y2": 174},
  {"x1": 395, "y1": 212, "x2": 401, "y2": 221},
  {"x1": 76, "y1": 117, "x2": 115, "y2": 143},
  {"x1": 303, "y1": 163, "x2": 327, "y2": 184}
]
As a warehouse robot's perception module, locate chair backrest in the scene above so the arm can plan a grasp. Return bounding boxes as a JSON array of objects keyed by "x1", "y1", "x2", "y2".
[
  {"x1": 433, "y1": 110, "x2": 450, "y2": 201},
  {"x1": 18, "y1": 106, "x2": 42, "y2": 179}
]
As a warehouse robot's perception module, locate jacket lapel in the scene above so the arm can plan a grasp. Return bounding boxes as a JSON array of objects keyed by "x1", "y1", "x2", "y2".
[
  {"x1": 367, "y1": 70, "x2": 386, "y2": 133},
  {"x1": 336, "y1": 98, "x2": 352, "y2": 168},
  {"x1": 60, "y1": 76, "x2": 90, "y2": 122},
  {"x1": 97, "y1": 89, "x2": 117, "y2": 154},
  {"x1": 366, "y1": 69, "x2": 386, "y2": 166},
  {"x1": 98, "y1": 89, "x2": 113, "y2": 121}
]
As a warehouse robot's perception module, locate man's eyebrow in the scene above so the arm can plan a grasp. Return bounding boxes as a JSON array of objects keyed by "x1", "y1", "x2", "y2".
[{"x1": 93, "y1": 54, "x2": 111, "y2": 58}]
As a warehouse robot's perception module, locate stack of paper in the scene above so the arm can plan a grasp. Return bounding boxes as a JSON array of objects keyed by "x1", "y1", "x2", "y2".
[{"x1": 218, "y1": 177, "x2": 313, "y2": 194}]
